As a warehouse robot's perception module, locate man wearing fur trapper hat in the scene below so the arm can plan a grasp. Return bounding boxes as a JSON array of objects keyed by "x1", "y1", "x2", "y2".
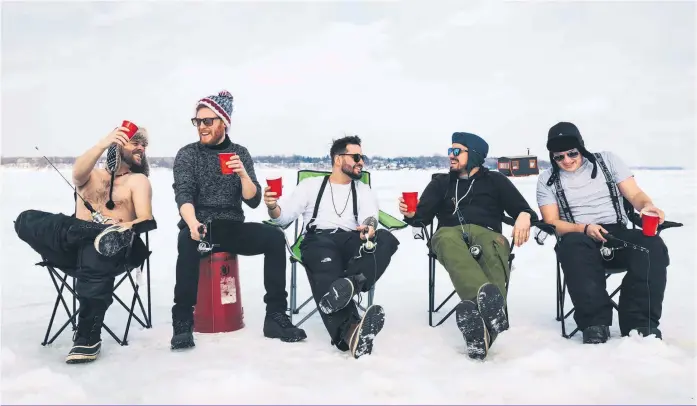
[
  {"x1": 398, "y1": 131, "x2": 539, "y2": 360},
  {"x1": 14, "y1": 124, "x2": 154, "y2": 364},
  {"x1": 537, "y1": 121, "x2": 671, "y2": 344},
  {"x1": 170, "y1": 90, "x2": 307, "y2": 350}
]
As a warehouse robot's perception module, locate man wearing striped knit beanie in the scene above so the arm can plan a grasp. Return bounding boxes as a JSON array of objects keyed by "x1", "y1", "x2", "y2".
[{"x1": 169, "y1": 90, "x2": 307, "y2": 350}]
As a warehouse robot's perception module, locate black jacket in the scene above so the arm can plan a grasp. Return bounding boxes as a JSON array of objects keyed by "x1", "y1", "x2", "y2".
[{"x1": 404, "y1": 168, "x2": 538, "y2": 234}]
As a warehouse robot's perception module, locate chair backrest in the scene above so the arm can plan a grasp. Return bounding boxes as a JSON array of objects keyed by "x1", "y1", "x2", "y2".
[{"x1": 297, "y1": 169, "x2": 371, "y2": 187}]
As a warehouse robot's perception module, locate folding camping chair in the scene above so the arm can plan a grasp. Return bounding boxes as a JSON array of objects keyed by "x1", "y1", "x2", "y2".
[
  {"x1": 534, "y1": 197, "x2": 683, "y2": 339},
  {"x1": 36, "y1": 218, "x2": 156, "y2": 347},
  {"x1": 265, "y1": 169, "x2": 408, "y2": 326},
  {"x1": 411, "y1": 172, "x2": 552, "y2": 327}
]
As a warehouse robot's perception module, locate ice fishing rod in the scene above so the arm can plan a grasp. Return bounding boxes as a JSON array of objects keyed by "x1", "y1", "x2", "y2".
[
  {"x1": 35, "y1": 146, "x2": 109, "y2": 224},
  {"x1": 599, "y1": 231, "x2": 649, "y2": 261}
]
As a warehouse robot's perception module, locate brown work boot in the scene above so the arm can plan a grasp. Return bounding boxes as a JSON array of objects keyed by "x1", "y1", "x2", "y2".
[{"x1": 345, "y1": 305, "x2": 385, "y2": 359}]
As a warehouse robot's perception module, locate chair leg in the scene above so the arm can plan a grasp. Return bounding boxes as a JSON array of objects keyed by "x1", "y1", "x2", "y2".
[
  {"x1": 112, "y1": 275, "x2": 148, "y2": 329},
  {"x1": 43, "y1": 268, "x2": 79, "y2": 346},
  {"x1": 427, "y1": 252, "x2": 459, "y2": 328},
  {"x1": 145, "y1": 234, "x2": 152, "y2": 327},
  {"x1": 557, "y1": 263, "x2": 581, "y2": 339},
  {"x1": 290, "y1": 261, "x2": 298, "y2": 319},
  {"x1": 43, "y1": 281, "x2": 67, "y2": 346},
  {"x1": 72, "y1": 276, "x2": 77, "y2": 329},
  {"x1": 608, "y1": 284, "x2": 621, "y2": 312},
  {"x1": 428, "y1": 255, "x2": 435, "y2": 327},
  {"x1": 119, "y1": 268, "x2": 151, "y2": 346}
]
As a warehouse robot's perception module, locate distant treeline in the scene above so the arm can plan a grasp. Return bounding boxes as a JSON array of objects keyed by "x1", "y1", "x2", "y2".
[
  {"x1": 1, "y1": 155, "x2": 554, "y2": 171},
  {"x1": 1, "y1": 156, "x2": 683, "y2": 171}
]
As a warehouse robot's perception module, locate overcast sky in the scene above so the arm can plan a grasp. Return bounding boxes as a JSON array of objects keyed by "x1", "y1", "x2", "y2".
[{"x1": 2, "y1": 1, "x2": 695, "y2": 167}]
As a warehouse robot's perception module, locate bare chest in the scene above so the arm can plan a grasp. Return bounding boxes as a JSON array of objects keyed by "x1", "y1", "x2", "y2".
[{"x1": 77, "y1": 171, "x2": 135, "y2": 222}]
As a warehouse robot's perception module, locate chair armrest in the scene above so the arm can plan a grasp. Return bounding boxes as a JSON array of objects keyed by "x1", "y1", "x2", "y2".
[
  {"x1": 378, "y1": 210, "x2": 408, "y2": 231},
  {"x1": 532, "y1": 220, "x2": 556, "y2": 235},
  {"x1": 532, "y1": 220, "x2": 558, "y2": 245},
  {"x1": 658, "y1": 220, "x2": 683, "y2": 232},
  {"x1": 132, "y1": 218, "x2": 157, "y2": 234},
  {"x1": 262, "y1": 219, "x2": 293, "y2": 230}
]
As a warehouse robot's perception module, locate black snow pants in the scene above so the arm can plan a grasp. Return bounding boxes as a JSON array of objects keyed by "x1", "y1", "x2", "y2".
[
  {"x1": 172, "y1": 219, "x2": 289, "y2": 322},
  {"x1": 14, "y1": 209, "x2": 146, "y2": 323},
  {"x1": 556, "y1": 224, "x2": 670, "y2": 336},
  {"x1": 299, "y1": 229, "x2": 399, "y2": 351}
]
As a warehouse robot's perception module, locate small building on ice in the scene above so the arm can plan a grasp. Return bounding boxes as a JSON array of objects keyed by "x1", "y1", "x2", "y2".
[{"x1": 497, "y1": 153, "x2": 539, "y2": 177}]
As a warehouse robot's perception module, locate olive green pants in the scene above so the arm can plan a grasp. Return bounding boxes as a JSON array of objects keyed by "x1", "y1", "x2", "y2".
[{"x1": 431, "y1": 225, "x2": 511, "y2": 302}]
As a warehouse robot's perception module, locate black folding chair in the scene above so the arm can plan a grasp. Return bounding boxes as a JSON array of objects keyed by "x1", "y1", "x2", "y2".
[
  {"x1": 534, "y1": 198, "x2": 682, "y2": 338},
  {"x1": 36, "y1": 220, "x2": 156, "y2": 346}
]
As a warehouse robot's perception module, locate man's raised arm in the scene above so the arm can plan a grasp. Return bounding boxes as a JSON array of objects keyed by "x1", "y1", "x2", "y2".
[{"x1": 73, "y1": 127, "x2": 131, "y2": 187}]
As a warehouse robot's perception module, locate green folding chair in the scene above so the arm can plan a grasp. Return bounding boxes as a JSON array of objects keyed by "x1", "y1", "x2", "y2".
[{"x1": 265, "y1": 169, "x2": 408, "y2": 326}]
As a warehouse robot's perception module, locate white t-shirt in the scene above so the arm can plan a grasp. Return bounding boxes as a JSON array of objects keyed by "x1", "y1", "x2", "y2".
[{"x1": 269, "y1": 176, "x2": 379, "y2": 232}]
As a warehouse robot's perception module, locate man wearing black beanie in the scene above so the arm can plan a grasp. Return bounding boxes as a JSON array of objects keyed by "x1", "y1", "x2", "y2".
[
  {"x1": 537, "y1": 121, "x2": 671, "y2": 344},
  {"x1": 399, "y1": 131, "x2": 539, "y2": 360}
]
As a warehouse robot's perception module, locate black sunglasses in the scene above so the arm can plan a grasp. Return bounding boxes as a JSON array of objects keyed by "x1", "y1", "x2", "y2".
[
  {"x1": 552, "y1": 149, "x2": 580, "y2": 162},
  {"x1": 448, "y1": 147, "x2": 469, "y2": 157},
  {"x1": 339, "y1": 153, "x2": 367, "y2": 163},
  {"x1": 191, "y1": 117, "x2": 222, "y2": 127}
]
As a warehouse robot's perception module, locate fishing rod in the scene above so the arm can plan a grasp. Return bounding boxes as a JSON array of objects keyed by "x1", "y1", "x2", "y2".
[{"x1": 35, "y1": 146, "x2": 110, "y2": 224}]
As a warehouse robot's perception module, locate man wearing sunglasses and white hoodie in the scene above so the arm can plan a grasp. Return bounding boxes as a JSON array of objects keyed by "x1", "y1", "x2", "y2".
[{"x1": 537, "y1": 122, "x2": 670, "y2": 344}]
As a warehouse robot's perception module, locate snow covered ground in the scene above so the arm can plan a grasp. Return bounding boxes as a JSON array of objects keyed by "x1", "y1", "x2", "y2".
[{"x1": 1, "y1": 167, "x2": 695, "y2": 404}]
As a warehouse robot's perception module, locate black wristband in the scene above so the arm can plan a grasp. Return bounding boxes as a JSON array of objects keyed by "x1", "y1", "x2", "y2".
[
  {"x1": 268, "y1": 204, "x2": 278, "y2": 211},
  {"x1": 584, "y1": 224, "x2": 589, "y2": 235}
]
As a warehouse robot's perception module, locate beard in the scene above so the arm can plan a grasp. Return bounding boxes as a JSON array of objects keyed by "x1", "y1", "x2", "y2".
[
  {"x1": 200, "y1": 126, "x2": 226, "y2": 145},
  {"x1": 449, "y1": 160, "x2": 463, "y2": 173},
  {"x1": 341, "y1": 162, "x2": 362, "y2": 180},
  {"x1": 121, "y1": 151, "x2": 149, "y2": 176}
]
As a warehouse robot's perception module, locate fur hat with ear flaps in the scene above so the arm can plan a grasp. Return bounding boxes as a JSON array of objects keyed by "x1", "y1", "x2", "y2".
[
  {"x1": 545, "y1": 122, "x2": 597, "y2": 186},
  {"x1": 105, "y1": 128, "x2": 150, "y2": 210}
]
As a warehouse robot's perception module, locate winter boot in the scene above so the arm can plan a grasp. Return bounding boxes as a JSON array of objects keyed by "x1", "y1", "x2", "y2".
[
  {"x1": 263, "y1": 311, "x2": 307, "y2": 343},
  {"x1": 171, "y1": 306, "x2": 195, "y2": 350},
  {"x1": 635, "y1": 327, "x2": 662, "y2": 340},
  {"x1": 319, "y1": 278, "x2": 355, "y2": 314},
  {"x1": 65, "y1": 309, "x2": 104, "y2": 364},
  {"x1": 476, "y1": 283, "x2": 509, "y2": 335},
  {"x1": 455, "y1": 299, "x2": 491, "y2": 360},
  {"x1": 582, "y1": 325, "x2": 610, "y2": 344},
  {"x1": 94, "y1": 225, "x2": 135, "y2": 257},
  {"x1": 347, "y1": 304, "x2": 385, "y2": 359}
]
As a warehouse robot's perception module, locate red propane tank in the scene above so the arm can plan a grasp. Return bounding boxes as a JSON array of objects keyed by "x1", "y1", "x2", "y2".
[{"x1": 193, "y1": 252, "x2": 245, "y2": 333}]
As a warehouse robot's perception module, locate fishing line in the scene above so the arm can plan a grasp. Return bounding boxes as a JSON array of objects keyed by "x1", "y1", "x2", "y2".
[{"x1": 35, "y1": 146, "x2": 113, "y2": 224}]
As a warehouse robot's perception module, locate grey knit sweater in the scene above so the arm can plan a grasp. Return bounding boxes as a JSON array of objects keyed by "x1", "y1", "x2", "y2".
[{"x1": 172, "y1": 136, "x2": 262, "y2": 229}]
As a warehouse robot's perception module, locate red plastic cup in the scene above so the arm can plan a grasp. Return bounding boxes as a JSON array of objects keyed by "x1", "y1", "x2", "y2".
[
  {"x1": 122, "y1": 120, "x2": 138, "y2": 139},
  {"x1": 402, "y1": 192, "x2": 418, "y2": 212},
  {"x1": 218, "y1": 152, "x2": 236, "y2": 175},
  {"x1": 641, "y1": 212, "x2": 660, "y2": 237},
  {"x1": 267, "y1": 176, "x2": 283, "y2": 198}
]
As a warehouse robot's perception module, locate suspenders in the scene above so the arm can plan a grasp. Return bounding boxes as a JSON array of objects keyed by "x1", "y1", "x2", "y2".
[
  {"x1": 553, "y1": 153, "x2": 625, "y2": 226},
  {"x1": 305, "y1": 175, "x2": 358, "y2": 233}
]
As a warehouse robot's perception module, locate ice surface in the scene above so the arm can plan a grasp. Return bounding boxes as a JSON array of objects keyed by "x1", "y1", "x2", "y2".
[{"x1": 1, "y1": 167, "x2": 694, "y2": 404}]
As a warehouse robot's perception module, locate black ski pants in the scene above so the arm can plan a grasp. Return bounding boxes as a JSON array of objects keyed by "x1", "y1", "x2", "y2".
[
  {"x1": 299, "y1": 229, "x2": 399, "y2": 351},
  {"x1": 172, "y1": 219, "x2": 288, "y2": 321},
  {"x1": 556, "y1": 224, "x2": 670, "y2": 335},
  {"x1": 14, "y1": 210, "x2": 134, "y2": 321}
]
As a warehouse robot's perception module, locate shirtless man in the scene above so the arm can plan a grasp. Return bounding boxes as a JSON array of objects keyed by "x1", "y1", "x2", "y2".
[
  {"x1": 14, "y1": 125, "x2": 153, "y2": 364},
  {"x1": 73, "y1": 126, "x2": 153, "y2": 230}
]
